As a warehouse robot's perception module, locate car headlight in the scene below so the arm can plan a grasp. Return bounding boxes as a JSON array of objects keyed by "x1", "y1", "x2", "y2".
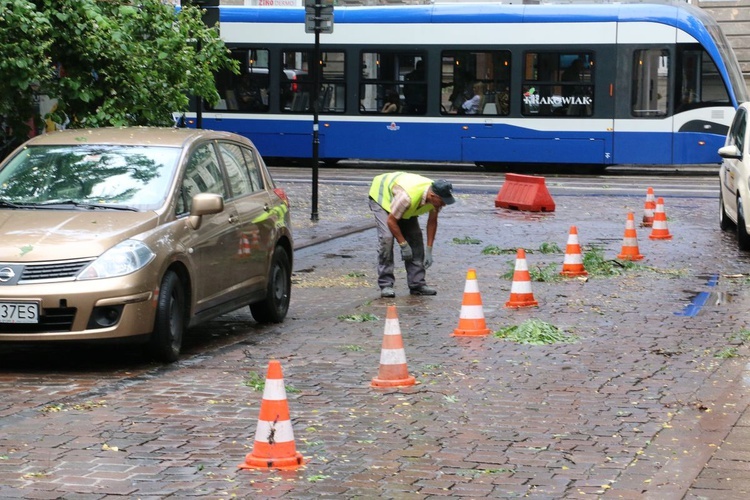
[{"x1": 77, "y1": 240, "x2": 155, "y2": 280}]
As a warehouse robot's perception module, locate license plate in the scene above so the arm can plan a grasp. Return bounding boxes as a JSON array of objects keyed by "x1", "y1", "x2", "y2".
[{"x1": 0, "y1": 301, "x2": 40, "y2": 324}]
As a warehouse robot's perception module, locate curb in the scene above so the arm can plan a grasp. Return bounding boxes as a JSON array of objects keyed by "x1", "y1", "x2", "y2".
[{"x1": 293, "y1": 220, "x2": 375, "y2": 250}]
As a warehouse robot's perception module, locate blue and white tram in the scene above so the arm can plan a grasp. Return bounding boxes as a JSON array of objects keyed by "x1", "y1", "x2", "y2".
[{"x1": 185, "y1": 1, "x2": 748, "y2": 168}]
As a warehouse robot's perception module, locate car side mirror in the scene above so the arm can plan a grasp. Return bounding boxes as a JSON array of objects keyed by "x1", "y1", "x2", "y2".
[
  {"x1": 188, "y1": 193, "x2": 224, "y2": 230},
  {"x1": 718, "y1": 145, "x2": 742, "y2": 160}
]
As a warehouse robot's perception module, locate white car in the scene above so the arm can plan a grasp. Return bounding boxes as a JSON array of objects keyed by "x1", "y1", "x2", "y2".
[{"x1": 719, "y1": 102, "x2": 750, "y2": 249}]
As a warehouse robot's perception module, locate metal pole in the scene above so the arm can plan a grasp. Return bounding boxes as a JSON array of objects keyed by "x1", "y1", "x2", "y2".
[
  {"x1": 310, "y1": 5, "x2": 321, "y2": 222},
  {"x1": 196, "y1": 37, "x2": 203, "y2": 129},
  {"x1": 196, "y1": 96, "x2": 203, "y2": 129}
]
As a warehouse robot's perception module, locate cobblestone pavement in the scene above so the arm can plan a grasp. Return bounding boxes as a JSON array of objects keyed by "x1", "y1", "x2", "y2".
[{"x1": 1, "y1": 175, "x2": 750, "y2": 499}]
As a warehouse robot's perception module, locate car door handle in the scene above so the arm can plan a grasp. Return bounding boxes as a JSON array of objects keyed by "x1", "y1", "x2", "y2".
[
  {"x1": 264, "y1": 203, "x2": 270, "y2": 212},
  {"x1": 228, "y1": 214, "x2": 238, "y2": 224}
]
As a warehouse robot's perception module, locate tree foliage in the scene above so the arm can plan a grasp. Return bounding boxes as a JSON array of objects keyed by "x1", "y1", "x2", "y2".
[
  {"x1": 0, "y1": 0, "x2": 237, "y2": 151},
  {"x1": 0, "y1": 0, "x2": 53, "y2": 143}
]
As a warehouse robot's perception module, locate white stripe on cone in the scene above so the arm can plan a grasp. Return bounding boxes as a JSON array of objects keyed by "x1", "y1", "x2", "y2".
[
  {"x1": 510, "y1": 280, "x2": 533, "y2": 293},
  {"x1": 563, "y1": 253, "x2": 583, "y2": 265},
  {"x1": 458, "y1": 304, "x2": 485, "y2": 319},
  {"x1": 254, "y1": 419, "x2": 295, "y2": 444},
  {"x1": 383, "y1": 319, "x2": 399, "y2": 335},
  {"x1": 653, "y1": 219, "x2": 668, "y2": 229},
  {"x1": 380, "y1": 348, "x2": 407, "y2": 365},
  {"x1": 262, "y1": 379, "x2": 287, "y2": 401}
]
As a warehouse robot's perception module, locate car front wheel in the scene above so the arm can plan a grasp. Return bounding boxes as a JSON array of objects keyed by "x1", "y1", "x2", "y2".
[
  {"x1": 738, "y1": 197, "x2": 750, "y2": 251},
  {"x1": 148, "y1": 270, "x2": 186, "y2": 362},
  {"x1": 250, "y1": 246, "x2": 291, "y2": 324}
]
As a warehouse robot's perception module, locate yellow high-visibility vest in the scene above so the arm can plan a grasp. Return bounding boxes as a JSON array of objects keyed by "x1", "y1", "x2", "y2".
[{"x1": 369, "y1": 172, "x2": 434, "y2": 219}]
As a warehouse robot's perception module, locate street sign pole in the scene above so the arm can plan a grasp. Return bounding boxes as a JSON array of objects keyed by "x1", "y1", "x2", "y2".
[
  {"x1": 305, "y1": 0, "x2": 333, "y2": 222},
  {"x1": 311, "y1": 9, "x2": 321, "y2": 221},
  {"x1": 182, "y1": 0, "x2": 221, "y2": 130},
  {"x1": 310, "y1": 25, "x2": 320, "y2": 221}
]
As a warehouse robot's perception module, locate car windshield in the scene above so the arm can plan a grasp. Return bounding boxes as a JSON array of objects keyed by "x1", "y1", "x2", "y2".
[{"x1": 0, "y1": 144, "x2": 180, "y2": 211}]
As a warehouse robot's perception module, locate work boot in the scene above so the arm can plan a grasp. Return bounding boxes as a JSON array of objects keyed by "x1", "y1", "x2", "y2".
[
  {"x1": 380, "y1": 287, "x2": 395, "y2": 298},
  {"x1": 409, "y1": 285, "x2": 437, "y2": 296}
]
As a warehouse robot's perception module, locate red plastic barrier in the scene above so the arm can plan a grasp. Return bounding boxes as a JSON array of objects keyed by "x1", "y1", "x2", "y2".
[{"x1": 495, "y1": 173, "x2": 555, "y2": 212}]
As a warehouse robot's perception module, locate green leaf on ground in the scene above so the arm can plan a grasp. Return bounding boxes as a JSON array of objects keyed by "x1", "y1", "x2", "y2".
[
  {"x1": 494, "y1": 319, "x2": 578, "y2": 345},
  {"x1": 337, "y1": 313, "x2": 379, "y2": 322}
]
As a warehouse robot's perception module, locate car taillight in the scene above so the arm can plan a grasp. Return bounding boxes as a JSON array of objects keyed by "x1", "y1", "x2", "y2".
[
  {"x1": 291, "y1": 75, "x2": 298, "y2": 93},
  {"x1": 274, "y1": 188, "x2": 289, "y2": 207}
]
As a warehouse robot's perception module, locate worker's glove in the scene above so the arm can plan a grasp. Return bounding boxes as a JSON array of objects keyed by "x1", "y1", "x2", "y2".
[
  {"x1": 399, "y1": 241, "x2": 413, "y2": 262},
  {"x1": 424, "y1": 246, "x2": 433, "y2": 269}
]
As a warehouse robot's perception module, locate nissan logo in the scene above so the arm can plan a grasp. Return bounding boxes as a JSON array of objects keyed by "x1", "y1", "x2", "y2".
[{"x1": 0, "y1": 267, "x2": 16, "y2": 283}]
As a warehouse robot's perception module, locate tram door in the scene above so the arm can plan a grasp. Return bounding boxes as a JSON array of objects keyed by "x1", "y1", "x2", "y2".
[{"x1": 614, "y1": 45, "x2": 674, "y2": 164}]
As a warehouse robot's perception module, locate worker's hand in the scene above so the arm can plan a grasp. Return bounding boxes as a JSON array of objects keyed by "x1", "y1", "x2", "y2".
[
  {"x1": 399, "y1": 241, "x2": 413, "y2": 261},
  {"x1": 424, "y1": 246, "x2": 433, "y2": 269}
]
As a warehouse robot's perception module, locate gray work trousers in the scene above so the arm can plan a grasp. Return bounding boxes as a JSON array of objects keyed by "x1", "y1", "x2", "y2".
[{"x1": 369, "y1": 197, "x2": 426, "y2": 290}]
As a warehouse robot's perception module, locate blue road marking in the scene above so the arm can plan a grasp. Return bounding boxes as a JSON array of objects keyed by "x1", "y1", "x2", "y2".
[{"x1": 675, "y1": 274, "x2": 719, "y2": 317}]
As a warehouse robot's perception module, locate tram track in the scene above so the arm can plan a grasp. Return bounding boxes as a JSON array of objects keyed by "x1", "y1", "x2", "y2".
[{"x1": 270, "y1": 164, "x2": 719, "y2": 198}]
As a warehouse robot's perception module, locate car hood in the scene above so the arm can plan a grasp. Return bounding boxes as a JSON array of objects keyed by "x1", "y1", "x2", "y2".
[{"x1": 0, "y1": 210, "x2": 159, "y2": 262}]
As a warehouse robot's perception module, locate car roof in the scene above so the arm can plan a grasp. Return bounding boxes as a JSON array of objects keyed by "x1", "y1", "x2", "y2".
[{"x1": 21, "y1": 127, "x2": 253, "y2": 149}]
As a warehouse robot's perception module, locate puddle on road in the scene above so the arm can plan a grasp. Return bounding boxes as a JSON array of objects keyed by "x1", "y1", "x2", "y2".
[
  {"x1": 675, "y1": 291, "x2": 734, "y2": 317},
  {"x1": 674, "y1": 274, "x2": 733, "y2": 317}
]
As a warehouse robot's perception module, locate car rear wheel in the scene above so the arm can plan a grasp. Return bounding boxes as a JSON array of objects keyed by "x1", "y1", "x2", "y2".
[
  {"x1": 720, "y1": 189, "x2": 733, "y2": 231},
  {"x1": 148, "y1": 270, "x2": 186, "y2": 362},
  {"x1": 738, "y1": 197, "x2": 750, "y2": 251},
  {"x1": 250, "y1": 246, "x2": 291, "y2": 324}
]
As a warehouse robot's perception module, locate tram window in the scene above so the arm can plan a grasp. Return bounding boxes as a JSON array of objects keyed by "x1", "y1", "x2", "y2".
[
  {"x1": 521, "y1": 52, "x2": 593, "y2": 117},
  {"x1": 359, "y1": 52, "x2": 426, "y2": 114},
  {"x1": 212, "y1": 49, "x2": 270, "y2": 113},
  {"x1": 441, "y1": 51, "x2": 511, "y2": 116},
  {"x1": 281, "y1": 50, "x2": 345, "y2": 113},
  {"x1": 677, "y1": 48, "x2": 730, "y2": 112},
  {"x1": 631, "y1": 49, "x2": 669, "y2": 118}
]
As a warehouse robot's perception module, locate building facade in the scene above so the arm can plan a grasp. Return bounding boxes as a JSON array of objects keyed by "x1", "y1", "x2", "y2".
[{"x1": 698, "y1": 0, "x2": 750, "y2": 89}]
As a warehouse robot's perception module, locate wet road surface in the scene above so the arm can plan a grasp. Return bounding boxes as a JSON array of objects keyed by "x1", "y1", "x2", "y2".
[{"x1": 1, "y1": 170, "x2": 750, "y2": 498}]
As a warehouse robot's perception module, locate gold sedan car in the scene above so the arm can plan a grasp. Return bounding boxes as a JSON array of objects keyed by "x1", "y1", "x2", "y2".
[{"x1": 0, "y1": 127, "x2": 293, "y2": 362}]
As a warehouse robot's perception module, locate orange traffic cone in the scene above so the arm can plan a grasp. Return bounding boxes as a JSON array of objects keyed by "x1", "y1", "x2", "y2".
[
  {"x1": 453, "y1": 268, "x2": 491, "y2": 337},
  {"x1": 247, "y1": 228, "x2": 261, "y2": 250},
  {"x1": 642, "y1": 187, "x2": 656, "y2": 227},
  {"x1": 617, "y1": 212, "x2": 644, "y2": 260},
  {"x1": 237, "y1": 234, "x2": 251, "y2": 257},
  {"x1": 649, "y1": 197, "x2": 673, "y2": 240},
  {"x1": 560, "y1": 226, "x2": 587, "y2": 277},
  {"x1": 372, "y1": 305, "x2": 416, "y2": 388},
  {"x1": 505, "y1": 249, "x2": 539, "y2": 308},
  {"x1": 238, "y1": 360, "x2": 305, "y2": 470}
]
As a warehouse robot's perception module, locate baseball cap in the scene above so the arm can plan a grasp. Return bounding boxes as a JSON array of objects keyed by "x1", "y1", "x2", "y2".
[{"x1": 431, "y1": 179, "x2": 455, "y2": 205}]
